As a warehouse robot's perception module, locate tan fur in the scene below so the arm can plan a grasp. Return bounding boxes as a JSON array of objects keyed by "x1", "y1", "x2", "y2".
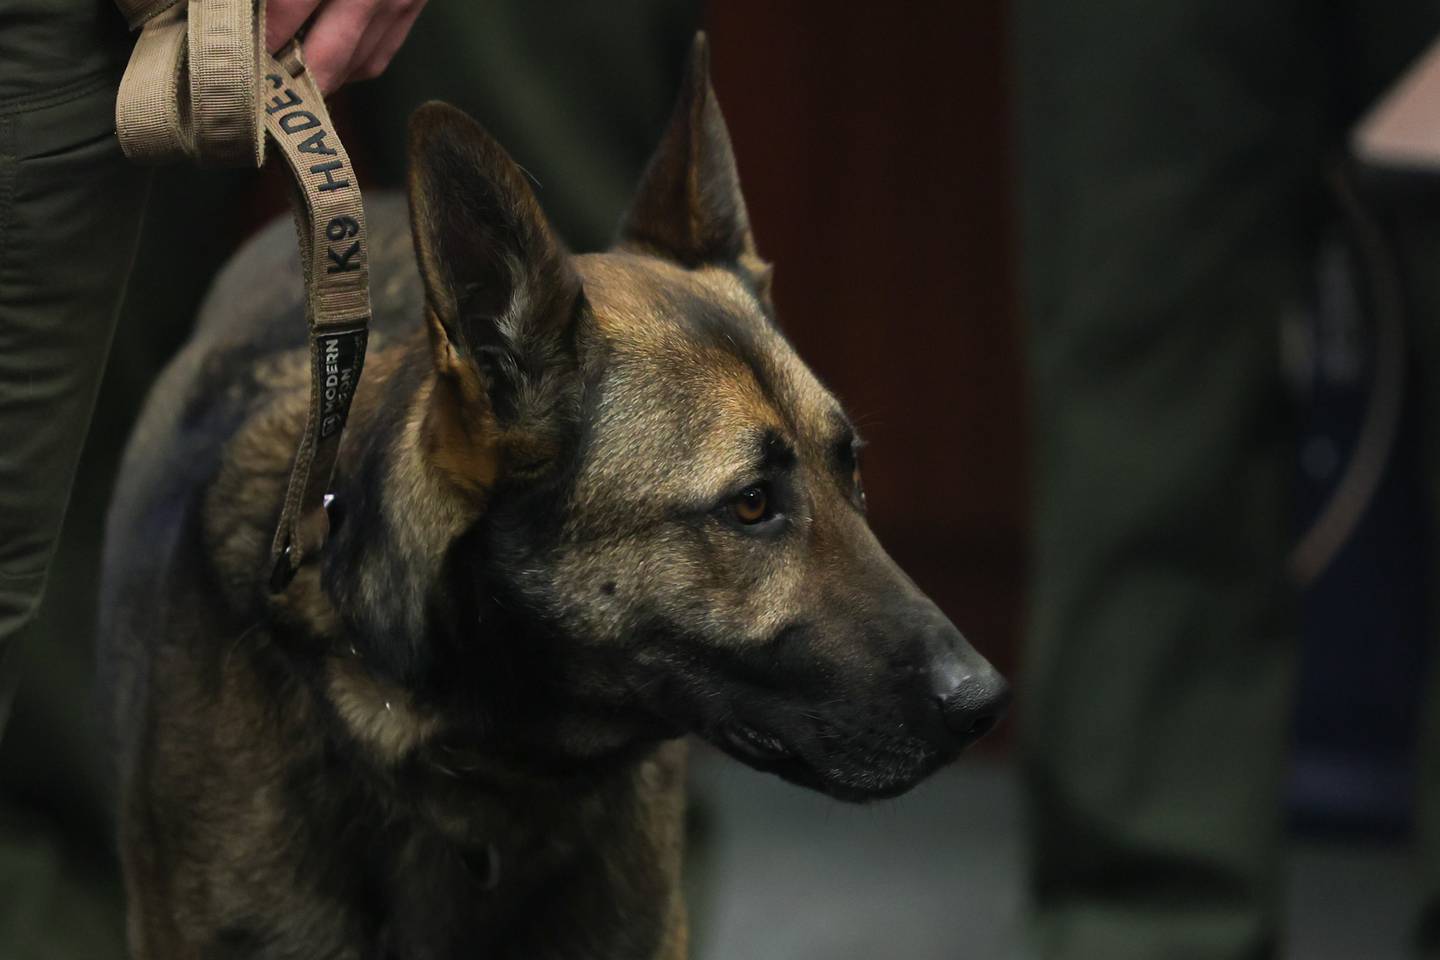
[
  {"x1": 326, "y1": 656, "x2": 442, "y2": 761},
  {"x1": 422, "y1": 307, "x2": 504, "y2": 500}
]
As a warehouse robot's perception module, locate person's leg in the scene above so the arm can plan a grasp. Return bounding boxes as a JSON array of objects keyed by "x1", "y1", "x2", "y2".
[
  {"x1": 0, "y1": 0, "x2": 147, "y2": 736},
  {"x1": 1393, "y1": 124, "x2": 1440, "y2": 960},
  {"x1": 0, "y1": 2, "x2": 147, "y2": 956},
  {"x1": 1396, "y1": 183, "x2": 1440, "y2": 960},
  {"x1": 1417, "y1": 499, "x2": 1440, "y2": 960},
  {"x1": 1015, "y1": 2, "x2": 1323, "y2": 957}
]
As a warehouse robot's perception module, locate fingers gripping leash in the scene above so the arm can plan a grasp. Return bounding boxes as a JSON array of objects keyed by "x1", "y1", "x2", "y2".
[{"x1": 113, "y1": 0, "x2": 371, "y2": 592}]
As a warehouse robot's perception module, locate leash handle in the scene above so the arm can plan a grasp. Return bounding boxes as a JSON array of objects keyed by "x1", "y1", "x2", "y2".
[
  {"x1": 113, "y1": 1, "x2": 372, "y2": 592},
  {"x1": 115, "y1": 0, "x2": 266, "y2": 166}
]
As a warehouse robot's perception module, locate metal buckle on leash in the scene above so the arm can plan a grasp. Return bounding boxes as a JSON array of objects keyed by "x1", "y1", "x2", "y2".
[{"x1": 269, "y1": 493, "x2": 338, "y2": 593}]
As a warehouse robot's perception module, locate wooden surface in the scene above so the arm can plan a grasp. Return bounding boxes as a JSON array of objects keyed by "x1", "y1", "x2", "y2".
[{"x1": 705, "y1": 4, "x2": 1026, "y2": 687}]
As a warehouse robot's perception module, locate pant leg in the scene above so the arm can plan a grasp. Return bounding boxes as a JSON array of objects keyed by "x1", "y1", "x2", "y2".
[
  {"x1": 0, "y1": 2, "x2": 146, "y2": 957},
  {"x1": 1395, "y1": 151, "x2": 1440, "y2": 960},
  {"x1": 0, "y1": 0, "x2": 147, "y2": 735},
  {"x1": 1392, "y1": 180, "x2": 1440, "y2": 960},
  {"x1": 1015, "y1": 2, "x2": 1324, "y2": 957},
  {"x1": 1418, "y1": 528, "x2": 1440, "y2": 958}
]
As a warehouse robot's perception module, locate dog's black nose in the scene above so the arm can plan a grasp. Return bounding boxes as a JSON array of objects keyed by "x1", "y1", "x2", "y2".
[
  {"x1": 910, "y1": 611, "x2": 1010, "y2": 749},
  {"x1": 933, "y1": 666, "x2": 1010, "y2": 749}
]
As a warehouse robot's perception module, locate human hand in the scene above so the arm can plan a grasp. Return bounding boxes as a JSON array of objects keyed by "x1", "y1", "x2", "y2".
[{"x1": 265, "y1": 0, "x2": 429, "y2": 95}]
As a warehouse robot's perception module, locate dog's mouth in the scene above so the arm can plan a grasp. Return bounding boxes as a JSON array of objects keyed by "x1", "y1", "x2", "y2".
[
  {"x1": 721, "y1": 721, "x2": 795, "y2": 764},
  {"x1": 712, "y1": 718, "x2": 946, "y2": 803},
  {"x1": 716, "y1": 720, "x2": 825, "y2": 792}
]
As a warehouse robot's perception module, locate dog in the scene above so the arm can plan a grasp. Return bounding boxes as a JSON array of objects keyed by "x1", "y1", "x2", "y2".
[{"x1": 98, "y1": 33, "x2": 1009, "y2": 959}]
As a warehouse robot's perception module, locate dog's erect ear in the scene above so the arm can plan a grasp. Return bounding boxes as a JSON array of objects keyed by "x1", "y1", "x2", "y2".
[
  {"x1": 619, "y1": 33, "x2": 771, "y2": 291},
  {"x1": 407, "y1": 102, "x2": 581, "y2": 417}
]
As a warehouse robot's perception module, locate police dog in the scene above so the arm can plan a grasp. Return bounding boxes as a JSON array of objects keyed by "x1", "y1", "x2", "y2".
[{"x1": 99, "y1": 34, "x2": 1008, "y2": 960}]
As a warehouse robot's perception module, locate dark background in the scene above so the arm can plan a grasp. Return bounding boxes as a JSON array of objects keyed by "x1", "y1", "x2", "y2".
[{"x1": 706, "y1": 3, "x2": 1026, "y2": 698}]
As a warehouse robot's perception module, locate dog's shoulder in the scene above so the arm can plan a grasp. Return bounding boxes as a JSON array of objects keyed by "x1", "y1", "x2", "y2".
[
  {"x1": 103, "y1": 191, "x2": 426, "y2": 589},
  {"x1": 98, "y1": 192, "x2": 428, "y2": 749}
]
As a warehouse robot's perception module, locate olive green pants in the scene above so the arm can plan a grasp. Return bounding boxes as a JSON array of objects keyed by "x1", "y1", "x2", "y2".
[
  {"x1": 1018, "y1": 2, "x2": 1440, "y2": 957},
  {"x1": 0, "y1": 2, "x2": 144, "y2": 722},
  {"x1": 0, "y1": 2, "x2": 148, "y2": 954}
]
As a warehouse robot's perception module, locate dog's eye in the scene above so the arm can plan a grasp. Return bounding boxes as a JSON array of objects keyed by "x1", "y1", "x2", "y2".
[
  {"x1": 732, "y1": 485, "x2": 769, "y2": 524},
  {"x1": 853, "y1": 466, "x2": 867, "y2": 508}
]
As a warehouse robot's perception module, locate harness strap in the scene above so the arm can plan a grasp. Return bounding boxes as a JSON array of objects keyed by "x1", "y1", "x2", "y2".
[{"x1": 113, "y1": 0, "x2": 371, "y2": 592}]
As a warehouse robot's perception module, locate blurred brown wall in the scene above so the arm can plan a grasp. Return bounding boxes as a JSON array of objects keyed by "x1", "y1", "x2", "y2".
[{"x1": 705, "y1": 4, "x2": 1026, "y2": 686}]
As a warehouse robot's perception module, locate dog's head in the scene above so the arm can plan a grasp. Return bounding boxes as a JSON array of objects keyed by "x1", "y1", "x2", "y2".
[{"x1": 403, "y1": 35, "x2": 1007, "y2": 801}]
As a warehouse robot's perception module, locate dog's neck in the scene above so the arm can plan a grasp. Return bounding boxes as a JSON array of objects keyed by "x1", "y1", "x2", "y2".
[
  {"x1": 252, "y1": 382, "x2": 688, "y2": 954},
  {"x1": 207, "y1": 327, "x2": 661, "y2": 798}
]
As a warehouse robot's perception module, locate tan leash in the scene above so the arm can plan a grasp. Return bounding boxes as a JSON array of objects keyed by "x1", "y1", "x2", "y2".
[{"x1": 113, "y1": 0, "x2": 371, "y2": 592}]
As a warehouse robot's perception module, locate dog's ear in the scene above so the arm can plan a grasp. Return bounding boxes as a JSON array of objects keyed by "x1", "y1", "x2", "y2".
[
  {"x1": 407, "y1": 101, "x2": 581, "y2": 422},
  {"x1": 618, "y1": 33, "x2": 772, "y2": 295}
]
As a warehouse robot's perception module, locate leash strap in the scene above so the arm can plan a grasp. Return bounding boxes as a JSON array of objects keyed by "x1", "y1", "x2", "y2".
[
  {"x1": 113, "y1": 0, "x2": 371, "y2": 591},
  {"x1": 259, "y1": 50, "x2": 371, "y2": 591}
]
